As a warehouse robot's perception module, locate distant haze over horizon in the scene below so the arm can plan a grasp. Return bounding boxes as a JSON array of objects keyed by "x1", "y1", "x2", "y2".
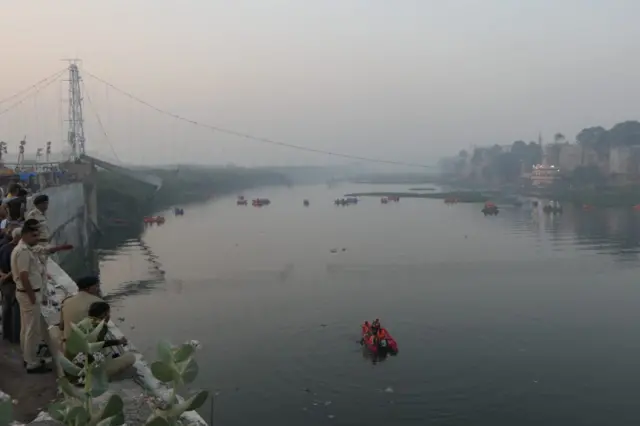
[{"x1": 1, "y1": 1, "x2": 639, "y2": 167}]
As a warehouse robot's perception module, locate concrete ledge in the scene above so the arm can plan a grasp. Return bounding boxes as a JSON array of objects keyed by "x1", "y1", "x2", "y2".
[{"x1": 39, "y1": 260, "x2": 208, "y2": 426}]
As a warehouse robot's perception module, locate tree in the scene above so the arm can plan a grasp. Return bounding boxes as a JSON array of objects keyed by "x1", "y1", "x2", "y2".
[
  {"x1": 471, "y1": 148, "x2": 485, "y2": 165},
  {"x1": 570, "y1": 165, "x2": 606, "y2": 187},
  {"x1": 576, "y1": 126, "x2": 608, "y2": 158},
  {"x1": 554, "y1": 132, "x2": 566, "y2": 144},
  {"x1": 577, "y1": 126, "x2": 606, "y2": 147},
  {"x1": 527, "y1": 142, "x2": 543, "y2": 165},
  {"x1": 458, "y1": 149, "x2": 469, "y2": 159},
  {"x1": 490, "y1": 152, "x2": 521, "y2": 182},
  {"x1": 511, "y1": 140, "x2": 528, "y2": 158},
  {"x1": 607, "y1": 120, "x2": 640, "y2": 147},
  {"x1": 488, "y1": 144, "x2": 503, "y2": 157}
]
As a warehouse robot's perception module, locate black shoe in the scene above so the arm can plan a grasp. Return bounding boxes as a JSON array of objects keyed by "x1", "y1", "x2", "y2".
[
  {"x1": 37, "y1": 343, "x2": 51, "y2": 358},
  {"x1": 26, "y1": 364, "x2": 52, "y2": 374}
]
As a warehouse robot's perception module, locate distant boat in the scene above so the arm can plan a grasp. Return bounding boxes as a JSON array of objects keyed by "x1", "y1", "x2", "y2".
[{"x1": 252, "y1": 198, "x2": 271, "y2": 207}]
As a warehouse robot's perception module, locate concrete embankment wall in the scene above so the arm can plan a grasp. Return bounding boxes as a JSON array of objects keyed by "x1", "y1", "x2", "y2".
[{"x1": 27, "y1": 182, "x2": 98, "y2": 268}]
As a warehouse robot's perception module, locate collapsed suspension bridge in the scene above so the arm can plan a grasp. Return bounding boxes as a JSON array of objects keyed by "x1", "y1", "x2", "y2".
[{"x1": 0, "y1": 61, "x2": 432, "y2": 177}]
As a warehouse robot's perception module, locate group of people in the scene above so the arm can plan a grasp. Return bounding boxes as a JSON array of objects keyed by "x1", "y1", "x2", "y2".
[
  {"x1": 364, "y1": 318, "x2": 387, "y2": 344},
  {"x1": 0, "y1": 180, "x2": 135, "y2": 377}
]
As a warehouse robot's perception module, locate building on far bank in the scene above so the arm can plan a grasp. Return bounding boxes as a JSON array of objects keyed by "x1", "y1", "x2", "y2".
[
  {"x1": 608, "y1": 146, "x2": 640, "y2": 184},
  {"x1": 530, "y1": 163, "x2": 561, "y2": 187},
  {"x1": 557, "y1": 145, "x2": 600, "y2": 173}
]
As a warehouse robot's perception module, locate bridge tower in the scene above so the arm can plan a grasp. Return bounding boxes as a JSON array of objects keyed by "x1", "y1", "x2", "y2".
[{"x1": 66, "y1": 60, "x2": 86, "y2": 160}]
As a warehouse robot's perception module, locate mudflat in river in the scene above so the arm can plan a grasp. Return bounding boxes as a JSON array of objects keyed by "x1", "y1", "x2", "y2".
[{"x1": 97, "y1": 183, "x2": 640, "y2": 426}]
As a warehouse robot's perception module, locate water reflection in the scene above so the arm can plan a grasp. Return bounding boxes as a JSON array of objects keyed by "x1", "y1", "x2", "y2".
[
  {"x1": 72, "y1": 186, "x2": 640, "y2": 426},
  {"x1": 499, "y1": 203, "x2": 640, "y2": 261},
  {"x1": 61, "y1": 217, "x2": 170, "y2": 303}
]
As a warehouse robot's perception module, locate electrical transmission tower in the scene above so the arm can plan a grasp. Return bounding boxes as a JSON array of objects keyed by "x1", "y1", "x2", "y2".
[{"x1": 65, "y1": 60, "x2": 86, "y2": 160}]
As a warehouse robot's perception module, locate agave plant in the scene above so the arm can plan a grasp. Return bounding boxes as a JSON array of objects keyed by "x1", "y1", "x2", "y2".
[
  {"x1": 146, "y1": 340, "x2": 209, "y2": 426},
  {"x1": 47, "y1": 317, "x2": 125, "y2": 426}
]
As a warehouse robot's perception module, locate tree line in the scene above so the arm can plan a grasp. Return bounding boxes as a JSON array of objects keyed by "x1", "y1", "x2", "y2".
[{"x1": 440, "y1": 120, "x2": 640, "y2": 185}]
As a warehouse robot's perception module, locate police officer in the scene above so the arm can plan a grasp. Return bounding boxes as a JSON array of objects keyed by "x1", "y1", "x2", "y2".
[
  {"x1": 12, "y1": 219, "x2": 72, "y2": 373},
  {"x1": 25, "y1": 194, "x2": 51, "y2": 300}
]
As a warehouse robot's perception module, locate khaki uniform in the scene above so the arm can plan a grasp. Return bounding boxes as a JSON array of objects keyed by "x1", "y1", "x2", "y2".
[
  {"x1": 59, "y1": 291, "x2": 135, "y2": 379},
  {"x1": 11, "y1": 240, "x2": 46, "y2": 368},
  {"x1": 60, "y1": 291, "x2": 103, "y2": 342},
  {"x1": 25, "y1": 208, "x2": 51, "y2": 242},
  {"x1": 25, "y1": 207, "x2": 50, "y2": 282}
]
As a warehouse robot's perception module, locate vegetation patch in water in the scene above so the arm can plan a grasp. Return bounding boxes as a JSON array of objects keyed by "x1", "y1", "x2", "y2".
[{"x1": 344, "y1": 191, "x2": 489, "y2": 203}]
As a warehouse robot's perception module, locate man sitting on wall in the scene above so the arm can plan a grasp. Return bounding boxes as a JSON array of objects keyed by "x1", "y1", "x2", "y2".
[
  {"x1": 59, "y1": 276, "x2": 104, "y2": 343},
  {"x1": 84, "y1": 301, "x2": 135, "y2": 379}
]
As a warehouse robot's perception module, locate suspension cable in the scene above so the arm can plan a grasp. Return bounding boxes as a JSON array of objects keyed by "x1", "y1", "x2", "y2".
[
  {"x1": 82, "y1": 68, "x2": 432, "y2": 169},
  {"x1": 0, "y1": 70, "x2": 66, "y2": 117},
  {"x1": 0, "y1": 68, "x2": 67, "y2": 105},
  {"x1": 81, "y1": 80, "x2": 121, "y2": 162}
]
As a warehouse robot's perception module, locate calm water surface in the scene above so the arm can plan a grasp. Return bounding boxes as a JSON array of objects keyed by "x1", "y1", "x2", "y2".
[{"x1": 96, "y1": 184, "x2": 640, "y2": 426}]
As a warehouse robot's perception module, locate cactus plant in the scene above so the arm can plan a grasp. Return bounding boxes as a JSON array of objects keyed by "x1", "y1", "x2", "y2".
[
  {"x1": 48, "y1": 317, "x2": 125, "y2": 426},
  {"x1": 146, "y1": 340, "x2": 209, "y2": 425}
]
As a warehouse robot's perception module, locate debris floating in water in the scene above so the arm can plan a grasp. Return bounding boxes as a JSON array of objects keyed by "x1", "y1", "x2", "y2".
[{"x1": 330, "y1": 248, "x2": 338, "y2": 253}]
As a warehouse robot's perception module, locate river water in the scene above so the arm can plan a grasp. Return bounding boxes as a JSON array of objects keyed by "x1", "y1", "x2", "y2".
[{"x1": 95, "y1": 184, "x2": 640, "y2": 426}]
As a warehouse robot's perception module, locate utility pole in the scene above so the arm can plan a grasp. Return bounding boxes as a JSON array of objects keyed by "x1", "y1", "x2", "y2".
[
  {"x1": 17, "y1": 137, "x2": 26, "y2": 171},
  {"x1": 36, "y1": 148, "x2": 43, "y2": 165},
  {"x1": 0, "y1": 141, "x2": 6, "y2": 166},
  {"x1": 64, "y1": 59, "x2": 86, "y2": 161},
  {"x1": 45, "y1": 141, "x2": 51, "y2": 163}
]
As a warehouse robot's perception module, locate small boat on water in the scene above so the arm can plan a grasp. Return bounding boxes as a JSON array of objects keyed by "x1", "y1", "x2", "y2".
[
  {"x1": 543, "y1": 201, "x2": 563, "y2": 214},
  {"x1": 381, "y1": 197, "x2": 389, "y2": 204},
  {"x1": 444, "y1": 198, "x2": 459, "y2": 205},
  {"x1": 345, "y1": 197, "x2": 358, "y2": 205},
  {"x1": 481, "y1": 202, "x2": 499, "y2": 216},
  {"x1": 237, "y1": 196, "x2": 248, "y2": 206},
  {"x1": 143, "y1": 216, "x2": 165, "y2": 224},
  {"x1": 361, "y1": 320, "x2": 398, "y2": 356},
  {"x1": 252, "y1": 198, "x2": 271, "y2": 207},
  {"x1": 335, "y1": 197, "x2": 358, "y2": 206},
  {"x1": 174, "y1": 207, "x2": 184, "y2": 215}
]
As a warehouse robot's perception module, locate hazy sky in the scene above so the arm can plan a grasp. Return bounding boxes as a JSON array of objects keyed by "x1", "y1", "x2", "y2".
[{"x1": 1, "y1": 0, "x2": 639, "y2": 166}]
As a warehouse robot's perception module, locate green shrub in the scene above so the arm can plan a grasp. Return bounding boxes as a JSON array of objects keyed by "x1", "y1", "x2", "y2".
[{"x1": 47, "y1": 318, "x2": 207, "y2": 426}]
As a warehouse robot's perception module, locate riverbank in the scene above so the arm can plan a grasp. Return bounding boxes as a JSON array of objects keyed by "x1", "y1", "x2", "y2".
[
  {"x1": 1, "y1": 259, "x2": 208, "y2": 425},
  {"x1": 345, "y1": 191, "x2": 490, "y2": 203},
  {"x1": 0, "y1": 342, "x2": 57, "y2": 423}
]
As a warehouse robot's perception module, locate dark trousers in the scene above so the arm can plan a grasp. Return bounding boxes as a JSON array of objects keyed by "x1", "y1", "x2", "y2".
[{"x1": 1, "y1": 280, "x2": 20, "y2": 344}]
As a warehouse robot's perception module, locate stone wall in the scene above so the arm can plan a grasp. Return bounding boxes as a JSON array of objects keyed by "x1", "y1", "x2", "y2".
[{"x1": 26, "y1": 182, "x2": 98, "y2": 267}]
